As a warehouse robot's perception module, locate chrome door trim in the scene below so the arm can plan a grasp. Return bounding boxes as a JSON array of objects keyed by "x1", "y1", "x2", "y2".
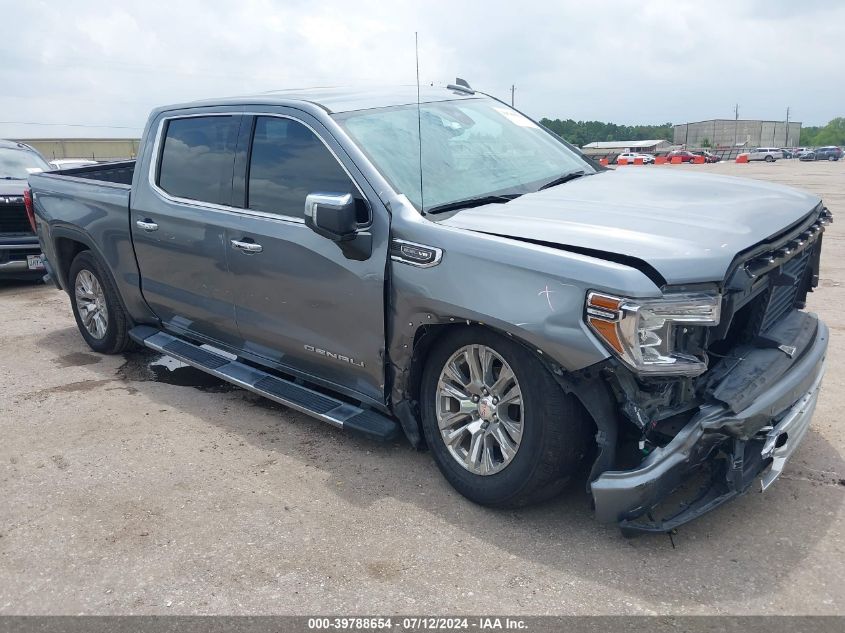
[{"x1": 146, "y1": 110, "x2": 369, "y2": 227}]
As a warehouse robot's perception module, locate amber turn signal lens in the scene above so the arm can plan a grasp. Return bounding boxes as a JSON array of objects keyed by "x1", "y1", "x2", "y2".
[
  {"x1": 587, "y1": 316, "x2": 624, "y2": 354},
  {"x1": 588, "y1": 293, "x2": 622, "y2": 312}
]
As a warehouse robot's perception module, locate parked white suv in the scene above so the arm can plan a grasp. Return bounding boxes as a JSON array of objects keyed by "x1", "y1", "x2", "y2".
[
  {"x1": 616, "y1": 152, "x2": 655, "y2": 164},
  {"x1": 748, "y1": 147, "x2": 783, "y2": 162}
]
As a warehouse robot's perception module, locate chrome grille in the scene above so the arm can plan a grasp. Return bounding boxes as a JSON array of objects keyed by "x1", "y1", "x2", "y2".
[{"x1": 744, "y1": 208, "x2": 830, "y2": 279}]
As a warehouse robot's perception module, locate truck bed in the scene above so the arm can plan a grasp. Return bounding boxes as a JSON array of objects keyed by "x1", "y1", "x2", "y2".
[
  {"x1": 29, "y1": 162, "x2": 138, "y2": 306},
  {"x1": 49, "y1": 160, "x2": 135, "y2": 186}
]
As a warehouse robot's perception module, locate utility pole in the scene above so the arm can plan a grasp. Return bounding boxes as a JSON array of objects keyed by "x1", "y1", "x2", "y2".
[
  {"x1": 510, "y1": 85, "x2": 515, "y2": 107},
  {"x1": 785, "y1": 106, "x2": 790, "y2": 147},
  {"x1": 733, "y1": 103, "x2": 739, "y2": 148}
]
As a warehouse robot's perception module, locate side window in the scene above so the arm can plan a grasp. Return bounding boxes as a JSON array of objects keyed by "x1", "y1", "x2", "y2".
[
  {"x1": 247, "y1": 116, "x2": 362, "y2": 220},
  {"x1": 157, "y1": 116, "x2": 240, "y2": 205}
]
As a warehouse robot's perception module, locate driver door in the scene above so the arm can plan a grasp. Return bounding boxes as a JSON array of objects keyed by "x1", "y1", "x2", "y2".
[{"x1": 225, "y1": 111, "x2": 390, "y2": 404}]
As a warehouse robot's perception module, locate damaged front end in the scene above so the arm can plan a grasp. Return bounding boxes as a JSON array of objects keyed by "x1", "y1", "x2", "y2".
[{"x1": 583, "y1": 207, "x2": 831, "y2": 533}]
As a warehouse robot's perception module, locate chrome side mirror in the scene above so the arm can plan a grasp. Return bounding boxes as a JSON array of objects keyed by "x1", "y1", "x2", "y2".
[{"x1": 304, "y1": 193, "x2": 358, "y2": 242}]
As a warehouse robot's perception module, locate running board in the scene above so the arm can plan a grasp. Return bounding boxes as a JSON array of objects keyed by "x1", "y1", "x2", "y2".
[{"x1": 128, "y1": 326, "x2": 399, "y2": 442}]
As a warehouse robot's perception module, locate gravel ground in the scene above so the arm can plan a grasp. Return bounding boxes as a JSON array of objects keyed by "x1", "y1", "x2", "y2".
[{"x1": 0, "y1": 159, "x2": 843, "y2": 615}]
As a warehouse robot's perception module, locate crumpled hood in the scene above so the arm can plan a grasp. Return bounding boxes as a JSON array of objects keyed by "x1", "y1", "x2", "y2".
[{"x1": 439, "y1": 168, "x2": 822, "y2": 285}]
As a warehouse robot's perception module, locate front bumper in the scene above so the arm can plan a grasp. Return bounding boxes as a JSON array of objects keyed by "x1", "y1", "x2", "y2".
[
  {"x1": 0, "y1": 238, "x2": 44, "y2": 279},
  {"x1": 591, "y1": 314, "x2": 828, "y2": 533}
]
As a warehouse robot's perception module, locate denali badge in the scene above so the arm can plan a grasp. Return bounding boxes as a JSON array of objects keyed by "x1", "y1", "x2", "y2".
[
  {"x1": 389, "y1": 238, "x2": 443, "y2": 268},
  {"x1": 304, "y1": 344, "x2": 365, "y2": 367}
]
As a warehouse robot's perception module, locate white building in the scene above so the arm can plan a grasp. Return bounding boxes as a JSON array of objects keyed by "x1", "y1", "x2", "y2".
[{"x1": 581, "y1": 139, "x2": 672, "y2": 154}]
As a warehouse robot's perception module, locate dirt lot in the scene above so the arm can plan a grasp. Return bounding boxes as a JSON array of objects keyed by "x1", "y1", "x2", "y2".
[{"x1": 1, "y1": 160, "x2": 843, "y2": 615}]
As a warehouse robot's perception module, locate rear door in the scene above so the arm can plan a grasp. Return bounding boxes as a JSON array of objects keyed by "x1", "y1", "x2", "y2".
[
  {"x1": 131, "y1": 112, "x2": 244, "y2": 346},
  {"x1": 225, "y1": 111, "x2": 390, "y2": 404}
]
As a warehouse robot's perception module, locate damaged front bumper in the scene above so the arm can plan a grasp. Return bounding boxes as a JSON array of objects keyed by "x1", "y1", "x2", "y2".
[{"x1": 590, "y1": 312, "x2": 828, "y2": 533}]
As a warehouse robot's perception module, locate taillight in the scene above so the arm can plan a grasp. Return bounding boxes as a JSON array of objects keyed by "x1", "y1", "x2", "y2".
[{"x1": 23, "y1": 187, "x2": 36, "y2": 233}]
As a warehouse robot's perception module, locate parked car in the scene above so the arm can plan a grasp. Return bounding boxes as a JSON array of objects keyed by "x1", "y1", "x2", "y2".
[
  {"x1": 28, "y1": 86, "x2": 831, "y2": 533},
  {"x1": 691, "y1": 150, "x2": 720, "y2": 163},
  {"x1": 616, "y1": 152, "x2": 654, "y2": 164},
  {"x1": 49, "y1": 158, "x2": 99, "y2": 171},
  {"x1": 0, "y1": 140, "x2": 49, "y2": 280},
  {"x1": 779, "y1": 148, "x2": 794, "y2": 159},
  {"x1": 748, "y1": 147, "x2": 784, "y2": 162},
  {"x1": 665, "y1": 150, "x2": 697, "y2": 163},
  {"x1": 800, "y1": 146, "x2": 843, "y2": 162},
  {"x1": 793, "y1": 147, "x2": 811, "y2": 158}
]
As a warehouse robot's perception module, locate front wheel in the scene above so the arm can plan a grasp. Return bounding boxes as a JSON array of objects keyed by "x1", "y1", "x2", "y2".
[
  {"x1": 765, "y1": 155, "x2": 775, "y2": 162},
  {"x1": 68, "y1": 250, "x2": 133, "y2": 354},
  {"x1": 420, "y1": 327, "x2": 591, "y2": 508},
  {"x1": 829, "y1": 155, "x2": 837, "y2": 161}
]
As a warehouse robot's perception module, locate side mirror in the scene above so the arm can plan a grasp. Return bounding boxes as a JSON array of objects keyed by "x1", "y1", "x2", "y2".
[{"x1": 304, "y1": 193, "x2": 359, "y2": 242}]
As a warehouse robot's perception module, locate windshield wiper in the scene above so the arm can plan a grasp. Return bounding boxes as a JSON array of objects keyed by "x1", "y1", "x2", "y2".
[
  {"x1": 425, "y1": 193, "x2": 521, "y2": 215},
  {"x1": 538, "y1": 170, "x2": 585, "y2": 191}
]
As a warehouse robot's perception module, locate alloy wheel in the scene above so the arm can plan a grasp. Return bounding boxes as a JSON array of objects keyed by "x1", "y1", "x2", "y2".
[
  {"x1": 74, "y1": 269, "x2": 109, "y2": 339},
  {"x1": 435, "y1": 344, "x2": 523, "y2": 475}
]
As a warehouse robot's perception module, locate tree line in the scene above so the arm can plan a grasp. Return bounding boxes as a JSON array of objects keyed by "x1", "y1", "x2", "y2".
[
  {"x1": 539, "y1": 118, "x2": 673, "y2": 147},
  {"x1": 799, "y1": 118, "x2": 845, "y2": 147},
  {"x1": 541, "y1": 116, "x2": 844, "y2": 148}
]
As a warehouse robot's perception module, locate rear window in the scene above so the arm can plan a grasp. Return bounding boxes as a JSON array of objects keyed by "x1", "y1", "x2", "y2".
[{"x1": 157, "y1": 116, "x2": 240, "y2": 205}]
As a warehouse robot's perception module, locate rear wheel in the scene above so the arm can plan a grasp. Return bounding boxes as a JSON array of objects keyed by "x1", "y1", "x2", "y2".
[
  {"x1": 68, "y1": 250, "x2": 133, "y2": 354},
  {"x1": 420, "y1": 327, "x2": 591, "y2": 508},
  {"x1": 829, "y1": 155, "x2": 836, "y2": 161},
  {"x1": 765, "y1": 155, "x2": 774, "y2": 162}
]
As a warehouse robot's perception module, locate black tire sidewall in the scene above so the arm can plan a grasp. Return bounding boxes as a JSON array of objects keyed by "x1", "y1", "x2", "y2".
[
  {"x1": 68, "y1": 251, "x2": 123, "y2": 354},
  {"x1": 420, "y1": 328, "x2": 569, "y2": 506}
]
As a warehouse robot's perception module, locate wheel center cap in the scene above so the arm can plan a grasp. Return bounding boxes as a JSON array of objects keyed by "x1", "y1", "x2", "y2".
[{"x1": 477, "y1": 398, "x2": 495, "y2": 421}]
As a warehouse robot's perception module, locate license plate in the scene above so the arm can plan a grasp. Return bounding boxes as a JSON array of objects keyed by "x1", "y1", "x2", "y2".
[{"x1": 27, "y1": 254, "x2": 45, "y2": 270}]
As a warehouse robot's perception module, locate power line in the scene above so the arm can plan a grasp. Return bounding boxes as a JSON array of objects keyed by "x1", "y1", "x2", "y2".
[{"x1": 0, "y1": 121, "x2": 142, "y2": 130}]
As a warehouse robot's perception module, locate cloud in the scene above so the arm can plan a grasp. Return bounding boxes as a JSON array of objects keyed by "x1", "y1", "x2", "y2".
[{"x1": 1, "y1": 0, "x2": 842, "y2": 139}]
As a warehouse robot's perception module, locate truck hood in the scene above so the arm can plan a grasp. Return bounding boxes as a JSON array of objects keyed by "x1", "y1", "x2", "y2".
[
  {"x1": 438, "y1": 169, "x2": 822, "y2": 285},
  {"x1": 0, "y1": 179, "x2": 27, "y2": 197}
]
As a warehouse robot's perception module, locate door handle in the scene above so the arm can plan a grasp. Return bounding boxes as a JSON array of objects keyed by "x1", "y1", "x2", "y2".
[
  {"x1": 230, "y1": 239, "x2": 263, "y2": 254},
  {"x1": 136, "y1": 219, "x2": 159, "y2": 232}
]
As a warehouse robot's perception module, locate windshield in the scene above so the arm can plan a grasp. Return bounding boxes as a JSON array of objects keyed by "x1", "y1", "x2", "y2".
[
  {"x1": 0, "y1": 147, "x2": 50, "y2": 179},
  {"x1": 335, "y1": 98, "x2": 594, "y2": 212}
]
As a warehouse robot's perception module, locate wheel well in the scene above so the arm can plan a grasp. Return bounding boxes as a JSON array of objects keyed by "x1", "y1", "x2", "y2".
[
  {"x1": 405, "y1": 322, "x2": 562, "y2": 403},
  {"x1": 405, "y1": 323, "x2": 453, "y2": 406},
  {"x1": 54, "y1": 238, "x2": 89, "y2": 288},
  {"x1": 404, "y1": 321, "x2": 572, "y2": 405},
  {"x1": 402, "y1": 321, "x2": 600, "y2": 467}
]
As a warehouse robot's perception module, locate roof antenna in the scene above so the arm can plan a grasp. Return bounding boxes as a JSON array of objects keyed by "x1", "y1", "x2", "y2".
[{"x1": 415, "y1": 32, "x2": 425, "y2": 214}]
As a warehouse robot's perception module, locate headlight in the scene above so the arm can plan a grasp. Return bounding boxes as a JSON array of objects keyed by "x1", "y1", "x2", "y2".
[{"x1": 585, "y1": 291, "x2": 721, "y2": 376}]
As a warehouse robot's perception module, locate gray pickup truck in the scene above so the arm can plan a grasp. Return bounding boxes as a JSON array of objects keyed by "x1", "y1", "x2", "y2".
[{"x1": 28, "y1": 84, "x2": 831, "y2": 533}]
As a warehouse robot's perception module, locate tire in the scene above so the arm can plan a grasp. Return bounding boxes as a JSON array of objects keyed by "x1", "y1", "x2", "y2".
[
  {"x1": 829, "y1": 155, "x2": 836, "y2": 162},
  {"x1": 765, "y1": 155, "x2": 774, "y2": 162},
  {"x1": 419, "y1": 327, "x2": 591, "y2": 508},
  {"x1": 68, "y1": 250, "x2": 133, "y2": 354}
]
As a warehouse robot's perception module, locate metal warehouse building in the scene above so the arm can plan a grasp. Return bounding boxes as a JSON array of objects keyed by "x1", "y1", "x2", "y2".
[
  {"x1": 673, "y1": 120, "x2": 802, "y2": 148},
  {"x1": 14, "y1": 138, "x2": 140, "y2": 161}
]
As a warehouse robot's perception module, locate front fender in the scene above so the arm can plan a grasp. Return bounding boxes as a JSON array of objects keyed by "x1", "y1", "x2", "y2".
[{"x1": 388, "y1": 218, "x2": 661, "y2": 387}]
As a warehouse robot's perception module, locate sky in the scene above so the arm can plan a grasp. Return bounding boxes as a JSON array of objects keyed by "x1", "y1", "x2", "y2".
[{"x1": 1, "y1": 0, "x2": 843, "y2": 139}]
